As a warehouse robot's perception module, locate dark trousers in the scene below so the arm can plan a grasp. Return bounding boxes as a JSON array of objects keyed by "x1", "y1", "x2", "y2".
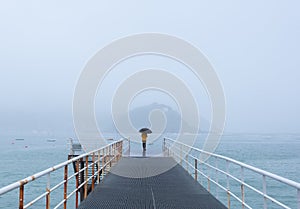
[{"x1": 142, "y1": 142, "x2": 146, "y2": 150}]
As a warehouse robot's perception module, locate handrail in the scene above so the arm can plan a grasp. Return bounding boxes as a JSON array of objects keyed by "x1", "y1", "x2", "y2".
[
  {"x1": 0, "y1": 138, "x2": 123, "y2": 195},
  {"x1": 164, "y1": 137, "x2": 300, "y2": 209},
  {"x1": 0, "y1": 138, "x2": 129, "y2": 209}
]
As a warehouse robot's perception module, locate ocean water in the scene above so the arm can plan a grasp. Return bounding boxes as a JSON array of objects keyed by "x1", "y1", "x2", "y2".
[
  {"x1": 200, "y1": 133, "x2": 300, "y2": 209},
  {"x1": 0, "y1": 136, "x2": 75, "y2": 209},
  {"x1": 0, "y1": 133, "x2": 299, "y2": 208}
]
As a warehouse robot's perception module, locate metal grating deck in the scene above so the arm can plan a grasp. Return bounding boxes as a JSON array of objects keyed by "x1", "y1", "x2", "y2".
[{"x1": 78, "y1": 157, "x2": 227, "y2": 209}]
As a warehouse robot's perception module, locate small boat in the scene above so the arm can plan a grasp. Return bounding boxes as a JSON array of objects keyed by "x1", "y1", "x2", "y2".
[
  {"x1": 47, "y1": 139, "x2": 56, "y2": 142},
  {"x1": 15, "y1": 138, "x2": 25, "y2": 141}
]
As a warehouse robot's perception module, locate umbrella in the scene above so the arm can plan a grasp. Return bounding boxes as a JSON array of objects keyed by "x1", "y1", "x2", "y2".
[{"x1": 139, "y1": 128, "x2": 152, "y2": 134}]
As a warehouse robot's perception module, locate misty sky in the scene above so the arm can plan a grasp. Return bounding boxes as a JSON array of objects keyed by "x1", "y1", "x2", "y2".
[{"x1": 0, "y1": 1, "x2": 299, "y2": 135}]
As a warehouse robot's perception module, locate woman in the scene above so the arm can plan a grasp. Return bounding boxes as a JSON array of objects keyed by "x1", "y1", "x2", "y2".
[{"x1": 141, "y1": 132, "x2": 147, "y2": 151}]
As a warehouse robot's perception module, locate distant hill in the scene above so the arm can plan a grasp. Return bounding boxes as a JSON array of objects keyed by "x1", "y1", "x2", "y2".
[
  {"x1": 129, "y1": 103, "x2": 199, "y2": 133},
  {"x1": 98, "y1": 103, "x2": 210, "y2": 133}
]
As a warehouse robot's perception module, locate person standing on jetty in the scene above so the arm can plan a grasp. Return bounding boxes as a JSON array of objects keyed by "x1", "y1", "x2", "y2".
[
  {"x1": 141, "y1": 132, "x2": 148, "y2": 151},
  {"x1": 139, "y1": 128, "x2": 152, "y2": 151}
]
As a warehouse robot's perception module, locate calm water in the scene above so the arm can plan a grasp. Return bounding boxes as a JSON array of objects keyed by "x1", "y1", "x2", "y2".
[{"x1": 0, "y1": 133, "x2": 299, "y2": 208}]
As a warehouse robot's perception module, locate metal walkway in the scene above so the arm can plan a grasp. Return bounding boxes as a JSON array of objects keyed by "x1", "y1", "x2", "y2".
[{"x1": 77, "y1": 157, "x2": 226, "y2": 209}]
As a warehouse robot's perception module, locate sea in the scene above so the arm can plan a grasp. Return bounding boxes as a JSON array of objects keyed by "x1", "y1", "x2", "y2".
[{"x1": 0, "y1": 133, "x2": 299, "y2": 209}]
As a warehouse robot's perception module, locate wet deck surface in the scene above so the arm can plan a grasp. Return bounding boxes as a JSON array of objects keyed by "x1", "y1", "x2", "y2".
[{"x1": 78, "y1": 157, "x2": 227, "y2": 209}]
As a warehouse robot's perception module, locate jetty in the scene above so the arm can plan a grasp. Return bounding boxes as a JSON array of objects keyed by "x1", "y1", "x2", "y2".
[
  {"x1": 77, "y1": 157, "x2": 225, "y2": 209},
  {"x1": 0, "y1": 137, "x2": 299, "y2": 209}
]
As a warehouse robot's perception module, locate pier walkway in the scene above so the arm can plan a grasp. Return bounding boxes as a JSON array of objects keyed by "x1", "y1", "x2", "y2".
[{"x1": 77, "y1": 157, "x2": 226, "y2": 209}]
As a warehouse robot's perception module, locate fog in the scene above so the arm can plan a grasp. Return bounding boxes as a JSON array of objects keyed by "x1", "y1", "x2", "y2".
[{"x1": 0, "y1": 1, "x2": 299, "y2": 136}]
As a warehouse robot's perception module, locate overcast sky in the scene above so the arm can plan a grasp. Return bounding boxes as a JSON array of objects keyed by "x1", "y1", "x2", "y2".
[{"x1": 0, "y1": 1, "x2": 299, "y2": 136}]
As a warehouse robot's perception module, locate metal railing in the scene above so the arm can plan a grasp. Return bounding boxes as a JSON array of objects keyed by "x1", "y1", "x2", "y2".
[
  {"x1": 163, "y1": 137, "x2": 300, "y2": 209},
  {"x1": 0, "y1": 138, "x2": 129, "y2": 209}
]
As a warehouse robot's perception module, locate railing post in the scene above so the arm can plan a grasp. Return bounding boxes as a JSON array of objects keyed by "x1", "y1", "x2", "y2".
[
  {"x1": 297, "y1": 188, "x2": 300, "y2": 209},
  {"x1": 106, "y1": 146, "x2": 108, "y2": 172},
  {"x1": 185, "y1": 154, "x2": 188, "y2": 172},
  {"x1": 226, "y1": 160, "x2": 230, "y2": 209},
  {"x1": 116, "y1": 143, "x2": 118, "y2": 161},
  {"x1": 80, "y1": 158, "x2": 84, "y2": 202},
  {"x1": 115, "y1": 142, "x2": 117, "y2": 161},
  {"x1": 109, "y1": 145, "x2": 112, "y2": 167},
  {"x1": 215, "y1": 158, "x2": 219, "y2": 199},
  {"x1": 116, "y1": 142, "x2": 118, "y2": 161},
  {"x1": 19, "y1": 184, "x2": 24, "y2": 209},
  {"x1": 120, "y1": 141, "x2": 123, "y2": 158},
  {"x1": 75, "y1": 160, "x2": 79, "y2": 208},
  {"x1": 114, "y1": 142, "x2": 116, "y2": 160},
  {"x1": 200, "y1": 160, "x2": 203, "y2": 185},
  {"x1": 106, "y1": 146, "x2": 108, "y2": 168},
  {"x1": 104, "y1": 147, "x2": 107, "y2": 174},
  {"x1": 97, "y1": 150, "x2": 101, "y2": 184},
  {"x1": 91, "y1": 153, "x2": 95, "y2": 191},
  {"x1": 102, "y1": 148, "x2": 105, "y2": 178},
  {"x1": 128, "y1": 137, "x2": 130, "y2": 156},
  {"x1": 208, "y1": 159, "x2": 211, "y2": 192},
  {"x1": 112, "y1": 144, "x2": 114, "y2": 164},
  {"x1": 180, "y1": 145, "x2": 183, "y2": 166},
  {"x1": 46, "y1": 173, "x2": 50, "y2": 209},
  {"x1": 119, "y1": 142, "x2": 120, "y2": 159},
  {"x1": 194, "y1": 159, "x2": 198, "y2": 181},
  {"x1": 118, "y1": 141, "x2": 120, "y2": 157},
  {"x1": 63, "y1": 164, "x2": 68, "y2": 209},
  {"x1": 114, "y1": 143, "x2": 116, "y2": 161},
  {"x1": 115, "y1": 143, "x2": 118, "y2": 161},
  {"x1": 117, "y1": 142, "x2": 120, "y2": 160},
  {"x1": 84, "y1": 156, "x2": 88, "y2": 199},
  {"x1": 263, "y1": 175, "x2": 267, "y2": 209},
  {"x1": 241, "y1": 166, "x2": 245, "y2": 209}
]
